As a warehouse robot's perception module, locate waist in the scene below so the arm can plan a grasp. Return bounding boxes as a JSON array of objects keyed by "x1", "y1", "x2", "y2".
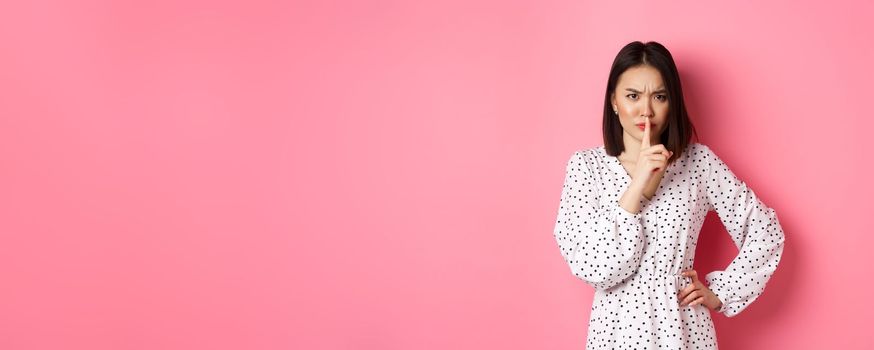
[{"x1": 632, "y1": 273, "x2": 693, "y2": 287}]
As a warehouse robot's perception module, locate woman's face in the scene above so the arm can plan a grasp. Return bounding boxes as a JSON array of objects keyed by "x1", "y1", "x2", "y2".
[{"x1": 610, "y1": 65, "x2": 669, "y2": 146}]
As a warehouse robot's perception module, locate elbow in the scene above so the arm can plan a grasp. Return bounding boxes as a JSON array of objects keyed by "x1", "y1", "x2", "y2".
[
  {"x1": 769, "y1": 208, "x2": 787, "y2": 245},
  {"x1": 566, "y1": 247, "x2": 644, "y2": 291},
  {"x1": 568, "y1": 262, "x2": 635, "y2": 291},
  {"x1": 575, "y1": 272, "x2": 621, "y2": 291},
  {"x1": 587, "y1": 278, "x2": 623, "y2": 291}
]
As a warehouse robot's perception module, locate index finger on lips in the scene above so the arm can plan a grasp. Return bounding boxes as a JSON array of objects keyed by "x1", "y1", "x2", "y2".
[{"x1": 641, "y1": 118, "x2": 651, "y2": 149}]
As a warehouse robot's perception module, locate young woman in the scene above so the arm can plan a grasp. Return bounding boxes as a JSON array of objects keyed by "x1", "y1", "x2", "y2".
[{"x1": 552, "y1": 41, "x2": 785, "y2": 348}]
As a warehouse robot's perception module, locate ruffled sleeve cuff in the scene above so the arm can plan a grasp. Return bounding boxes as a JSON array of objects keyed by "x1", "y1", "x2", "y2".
[
  {"x1": 616, "y1": 202, "x2": 644, "y2": 221},
  {"x1": 615, "y1": 192, "x2": 649, "y2": 220}
]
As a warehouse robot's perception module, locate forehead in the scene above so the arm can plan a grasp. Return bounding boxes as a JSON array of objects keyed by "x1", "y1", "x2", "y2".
[{"x1": 617, "y1": 65, "x2": 664, "y2": 88}]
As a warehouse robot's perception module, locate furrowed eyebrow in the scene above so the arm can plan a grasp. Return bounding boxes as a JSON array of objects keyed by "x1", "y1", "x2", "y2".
[{"x1": 625, "y1": 88, "x2": 667, "y2": 94}]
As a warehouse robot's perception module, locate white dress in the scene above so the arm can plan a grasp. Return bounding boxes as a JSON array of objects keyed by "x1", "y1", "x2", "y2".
[{"x1": 552, "y1": 142, "x2": 785, "y2": 349}]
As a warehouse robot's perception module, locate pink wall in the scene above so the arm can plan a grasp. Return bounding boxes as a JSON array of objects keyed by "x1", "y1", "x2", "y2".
[{"x1": 1, "y1": 1, "x2": 871, "y2": 349}]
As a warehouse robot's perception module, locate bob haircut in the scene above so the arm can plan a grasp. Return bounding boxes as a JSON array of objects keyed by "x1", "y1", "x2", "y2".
[{"x1": 602, "y1": 41, "x2": 698, "y2": 164}]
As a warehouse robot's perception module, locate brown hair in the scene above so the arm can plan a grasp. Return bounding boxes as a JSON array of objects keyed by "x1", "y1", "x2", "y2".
[{"x1": 602, "y1": 41, "x2": 699, "y2": 164}]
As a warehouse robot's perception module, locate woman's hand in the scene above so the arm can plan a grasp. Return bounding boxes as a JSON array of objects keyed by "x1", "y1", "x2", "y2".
[
  {"x1": 632, "y1": 118, "x2": 673, "y2": 184},
  {"x1": 678, "y1": 270, "x2": 723, "y2": 311}
]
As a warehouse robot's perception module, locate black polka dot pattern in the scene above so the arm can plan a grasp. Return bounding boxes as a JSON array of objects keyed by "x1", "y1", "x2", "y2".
[{"x1": 553, "y1": 142, "x2": 785, "y2": 348}]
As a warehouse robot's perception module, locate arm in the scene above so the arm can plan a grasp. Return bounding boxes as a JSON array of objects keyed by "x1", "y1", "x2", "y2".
[
  {"x1": 553, "y1": 150, "x2": 647, "y2": 291},
  {"x1": 700, "y1": 145, "x2": 786, "y2": 317}
]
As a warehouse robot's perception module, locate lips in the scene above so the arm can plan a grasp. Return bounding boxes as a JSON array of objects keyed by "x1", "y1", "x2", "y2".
[{"x1": 636, "y1": 123, "x2": 654, "y2": 129}]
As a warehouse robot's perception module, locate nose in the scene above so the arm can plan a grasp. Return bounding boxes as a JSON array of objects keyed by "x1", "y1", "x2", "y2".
[{"x1": 641, "y1": 98, "x2": 654, "y2": 118}]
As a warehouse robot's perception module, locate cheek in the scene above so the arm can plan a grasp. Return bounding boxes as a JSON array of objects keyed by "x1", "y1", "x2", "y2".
[{"x1": 656, "y1": 106, "x2": 669, "y2": 120}]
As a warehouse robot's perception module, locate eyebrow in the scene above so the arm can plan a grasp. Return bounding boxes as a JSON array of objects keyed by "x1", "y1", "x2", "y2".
[{"x1": 625, "y1": 88, "x2": 667, "y2": 94}]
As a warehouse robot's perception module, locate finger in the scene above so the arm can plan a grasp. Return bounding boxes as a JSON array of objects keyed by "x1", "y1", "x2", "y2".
[
  {"x1": 677, "y1": 283, "x2": 696, "y2": 299},
  {"x1": 649, "y1": 155, "x2": 667, "y2": 162},
  {"x1": 642, "y1": 144, "x2": 667, "y2": 155},
  {"x1": 689, "y1": 296, "x2": 704, "y2": 307},
  {"x1": 641, "y1": 118, "x2": 651, "y2": 149},
  {"x1": 683, "y1": 270, "x2": 699, "y2": 283},
  {"x1": 681, "y1": 290, "x2": 700, "y2": 306},
  {"x1": 649, "y1": 156, "x2": 667, "y2": 172}
]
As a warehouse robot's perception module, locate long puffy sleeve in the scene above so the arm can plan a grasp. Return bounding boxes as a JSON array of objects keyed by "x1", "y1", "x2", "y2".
[
  {"x1": 553, "y1": 150, "x2": 647, "y2": 291},
  {"x1": 700, "y1": 145, "x2": 786, "y2": 317}
]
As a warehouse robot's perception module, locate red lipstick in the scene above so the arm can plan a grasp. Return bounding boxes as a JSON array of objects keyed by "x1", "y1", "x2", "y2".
[{"x1": 636, "y1": 123, "x2": 653, "y2": 130}]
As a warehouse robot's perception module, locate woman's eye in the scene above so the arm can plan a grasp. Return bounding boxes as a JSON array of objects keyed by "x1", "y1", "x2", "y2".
[
  {"x1": 627, "y1": 94, "x2": 637, "y2": 99},
  {"x1": 656, "y1": 94, "x2": 667, "y2": 101}
]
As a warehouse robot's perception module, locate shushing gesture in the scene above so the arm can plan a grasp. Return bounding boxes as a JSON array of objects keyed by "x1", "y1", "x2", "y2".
[{"x1": 633, "y1": 118, "x2": 674, "y2": 184}]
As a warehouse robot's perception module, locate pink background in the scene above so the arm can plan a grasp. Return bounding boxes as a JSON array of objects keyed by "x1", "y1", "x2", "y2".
[{"x1": 1, "y1": 1, "x2": 871, "y2": 349}]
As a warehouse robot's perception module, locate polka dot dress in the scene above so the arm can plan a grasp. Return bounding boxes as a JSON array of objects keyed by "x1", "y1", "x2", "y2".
[{"x1": 553, "y1": 142, "x2": 785, "y2": 349}]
